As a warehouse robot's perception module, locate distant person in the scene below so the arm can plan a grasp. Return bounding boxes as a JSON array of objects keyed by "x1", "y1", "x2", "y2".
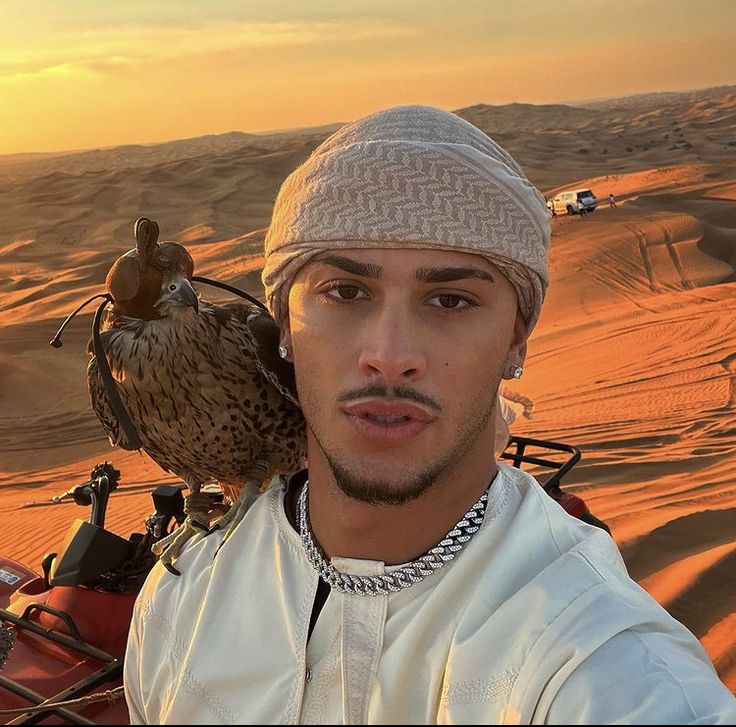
[
  {"x1": 609, "y1": 193, "x2": 617, "y2": 208},
  {"x1": 578, "y1": 198, "x2": 587, "y2": 218},
  {"x1": 544, "y1": 195, "x2": 556, "y2": 218},
  {"x1": 494, "y1": 387, "x2": 534, "y2": 455},
  {"x1": 125, "y1": 105, "x2": 736, "y2": 725}
]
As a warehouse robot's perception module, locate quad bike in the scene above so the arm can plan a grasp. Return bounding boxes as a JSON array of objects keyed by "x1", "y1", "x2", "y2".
[
  {"x1": 0, "y1": 464, "x2": 188, "y2": 724},
  {"x1": 0, "y1": 437, "x2": 608, "y2": 724}
]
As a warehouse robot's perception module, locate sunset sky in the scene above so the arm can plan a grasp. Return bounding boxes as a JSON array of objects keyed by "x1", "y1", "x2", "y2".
[{"x1": 1, "y1": 0, "x2": 734, "y2": 155}]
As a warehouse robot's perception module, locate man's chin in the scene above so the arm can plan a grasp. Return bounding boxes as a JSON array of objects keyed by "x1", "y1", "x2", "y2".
[
  {"x1": 334, "y1": 477, "x2": 434, "y2": 507},
  {"x1": 325, "y1": 454, "x2": 440, "y2": 506}
]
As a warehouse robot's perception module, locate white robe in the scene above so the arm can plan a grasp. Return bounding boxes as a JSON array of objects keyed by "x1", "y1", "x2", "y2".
[{"x1": 124, "y1": 463, "x2": 736, "y2": 724}]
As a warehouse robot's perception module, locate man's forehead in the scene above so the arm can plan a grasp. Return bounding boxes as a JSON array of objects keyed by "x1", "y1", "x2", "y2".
[{"x1": 309, "y1": 247, "x2": 500, "y2": 276}]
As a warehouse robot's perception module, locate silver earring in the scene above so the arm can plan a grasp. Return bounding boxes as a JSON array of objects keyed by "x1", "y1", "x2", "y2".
[
  {"x1": 512, "y1": 365, "x2": 523, "y2": 379},
  {"x1": 278, "y1": 344, "x2": 289, "y2": 359}
]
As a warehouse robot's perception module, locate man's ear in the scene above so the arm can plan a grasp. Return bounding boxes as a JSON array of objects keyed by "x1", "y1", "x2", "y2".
[
  {"x1": 503, "y1": 312, "x2": 528, "y2": 378},
  {"x1": 279, "y1": 317, "x2": 292, "y2": 355},
  {"x1": 510, "y1": 311, "x2": 528, "y2": 361}
]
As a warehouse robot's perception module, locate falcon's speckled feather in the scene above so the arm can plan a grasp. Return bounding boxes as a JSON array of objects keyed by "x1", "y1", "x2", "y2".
[{"x1": 87, "y1": 218, "x2": 306, "y2": 565}]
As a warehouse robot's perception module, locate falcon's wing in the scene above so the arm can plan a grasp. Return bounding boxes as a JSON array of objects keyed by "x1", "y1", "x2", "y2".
[
  {"x1": 86, "y1": 354, "x2": 135, "y2": 450},
  {"x1": 219, "y1": 303, "x2": 300, "y2": 409}
]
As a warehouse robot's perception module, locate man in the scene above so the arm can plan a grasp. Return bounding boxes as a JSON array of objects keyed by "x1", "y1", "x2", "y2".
[
  {"x1": 609, "y1": 192, "x2": 617, "y2": 208},
  {"x1": 124, "y1": 105, "x2": 736, "y2": 724}
]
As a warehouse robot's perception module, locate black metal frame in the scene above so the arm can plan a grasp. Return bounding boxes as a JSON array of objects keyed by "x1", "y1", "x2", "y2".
[
  {"x1": 0, "y1": 604, "x2": 121, "y2": 725},
  {"x1": 500, "y1": 435, "x2": 581, "y2": 492}
]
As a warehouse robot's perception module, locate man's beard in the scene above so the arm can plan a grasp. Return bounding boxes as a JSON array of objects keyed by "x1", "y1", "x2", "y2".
[{"x1": 307, "y1": 381, "x2": 499, "y2": 506}]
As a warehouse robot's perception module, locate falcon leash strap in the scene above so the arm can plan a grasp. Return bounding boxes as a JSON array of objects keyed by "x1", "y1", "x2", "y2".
[
  {"x1": 191, "y1": 276, "x2": 269, "y2": 312},
  {"x1": 92, "y1": 297, "x2": 143, "y2": 450}
]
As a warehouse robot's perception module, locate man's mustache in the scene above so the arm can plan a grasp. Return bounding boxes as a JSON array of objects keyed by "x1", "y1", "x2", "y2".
[{"x1": 337, "y1": 383, "x2": 442, "y2": 413}]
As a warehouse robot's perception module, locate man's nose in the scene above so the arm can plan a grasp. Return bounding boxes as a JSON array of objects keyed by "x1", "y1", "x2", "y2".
[{"x1": 357, "y1": 310, "x2": 427, "y2": 383}]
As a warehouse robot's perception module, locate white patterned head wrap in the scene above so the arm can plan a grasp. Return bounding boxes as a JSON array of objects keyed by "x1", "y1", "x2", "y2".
[{"x1": 262, "y1": 104, "x2": 550, "y2": 331}]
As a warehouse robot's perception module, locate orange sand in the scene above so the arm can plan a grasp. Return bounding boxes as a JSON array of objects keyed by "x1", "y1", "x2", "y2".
[{"x1": 1, "y1": 88, "x2": 734, "y2": 690}]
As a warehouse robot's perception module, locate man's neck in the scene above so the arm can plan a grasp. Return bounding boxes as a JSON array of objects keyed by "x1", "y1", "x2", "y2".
[{"x1": 302, "y1": 456, "x2": 498, "y2": 566}]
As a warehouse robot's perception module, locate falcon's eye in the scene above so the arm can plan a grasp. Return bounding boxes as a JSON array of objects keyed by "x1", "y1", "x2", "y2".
[{"x1": 168, "y1": 284, "x2": 177, "y2": 292}]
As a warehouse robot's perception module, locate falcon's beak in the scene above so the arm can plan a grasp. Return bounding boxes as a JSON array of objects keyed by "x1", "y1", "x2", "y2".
[
  {"x1": 159, "y1": 277, "x2": 199, "y2": 313},
  {"x1": 177, "y1": 279, "x2": 199, "y2": 312}
]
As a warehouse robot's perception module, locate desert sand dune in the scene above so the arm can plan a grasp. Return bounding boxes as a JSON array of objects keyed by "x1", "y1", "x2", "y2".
[
  {"x1": 0, "y1": 87, "x2": 734, "y2": 690},
  {"x1": 518, "y1": 165, "x2": 736, "y2": 687}
]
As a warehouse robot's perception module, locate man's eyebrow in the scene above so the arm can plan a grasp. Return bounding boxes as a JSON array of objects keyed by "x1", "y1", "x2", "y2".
[
  {"x1": 416, "y1": 266, "x2": 495, "y2": 283},
  {"x1": 316, "y1": 255, "x2": 382, "y2": 278}
]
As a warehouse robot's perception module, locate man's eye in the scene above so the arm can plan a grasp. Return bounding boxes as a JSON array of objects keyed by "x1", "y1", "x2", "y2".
[
  {"x1": 325, "y1": 285, "x2": 363, "y2": 301},
  {"x1": 439, "y1": 294, "x2": 461, "y2": 308},
  {"x1": 429, "y1": 294, "x2": 474, "y2": 311}
]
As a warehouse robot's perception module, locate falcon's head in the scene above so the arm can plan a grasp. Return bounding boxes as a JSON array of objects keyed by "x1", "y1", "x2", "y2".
[{"x1": 106, "y1": 218, "x2": 198, "y2": 320}]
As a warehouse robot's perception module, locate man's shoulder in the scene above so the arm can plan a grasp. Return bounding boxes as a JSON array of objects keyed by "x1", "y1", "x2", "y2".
[
  {"x1": 444, "y1": 467, "x2": 735, "y2": 723},
  {"x1": 494, "y1": 462, "x2": 627, "y2": 579},
  {"x1": 471, "y1": 464, "x2": 667, "y2": 636},
  {"x1": 476, "y1": 464, "x2": 719, "y2": 662}
]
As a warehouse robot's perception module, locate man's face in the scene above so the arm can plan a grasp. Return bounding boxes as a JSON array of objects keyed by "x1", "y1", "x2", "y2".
[{"x1": 286, "y1": 248, "x2": 526, "y2": 505}]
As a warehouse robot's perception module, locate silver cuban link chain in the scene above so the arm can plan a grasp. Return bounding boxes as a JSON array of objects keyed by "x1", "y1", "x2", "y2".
[{"x1": 297, "y1": 480, "x2": 491, "y2": 596}]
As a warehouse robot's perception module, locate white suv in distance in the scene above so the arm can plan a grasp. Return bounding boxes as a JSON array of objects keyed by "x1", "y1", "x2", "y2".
[{"x1": 550, "y1": 189, "x2": 598, "y2": 215}]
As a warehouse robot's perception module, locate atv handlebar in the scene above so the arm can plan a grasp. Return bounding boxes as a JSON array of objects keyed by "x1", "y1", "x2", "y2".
[{"x1": 51, "y1": 463, "x2": 121, "y2": 529}]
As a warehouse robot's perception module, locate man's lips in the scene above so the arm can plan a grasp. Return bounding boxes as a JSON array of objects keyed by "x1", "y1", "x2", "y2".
[
  {"x1": 342, "y1": 399, "x2": 435, "y2": 423},
  {"x1": 342, "y1": 399, "x2": 435, "y2": 446}
]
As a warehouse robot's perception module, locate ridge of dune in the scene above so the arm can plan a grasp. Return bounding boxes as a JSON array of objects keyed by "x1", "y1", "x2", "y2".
[
  {"x1": 702, "y1": 614, "x2": 736, "y2": 688},
  {"x1": 639, "y1": 542, "x2": 736, "y2": 608}
]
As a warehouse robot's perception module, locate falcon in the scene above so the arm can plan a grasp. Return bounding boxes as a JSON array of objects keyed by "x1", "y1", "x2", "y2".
[{"x1": 85, "y1": 218, "x2": 306, "y2": 572}]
